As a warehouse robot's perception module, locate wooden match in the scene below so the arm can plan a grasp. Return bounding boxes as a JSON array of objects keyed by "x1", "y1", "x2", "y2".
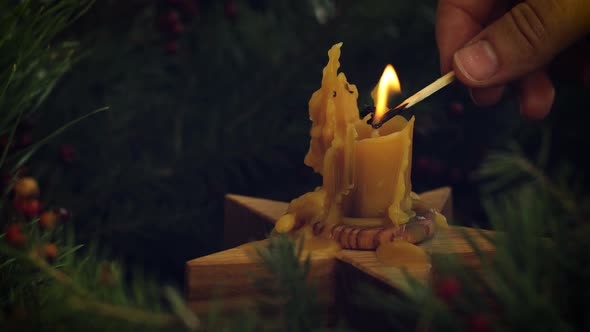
[
  {"x1": 396, "y1": 71, "x2": 456, "y2": 110},
  {"x1": 370, "y1": 71, "x2": 456, "y2": 129}
]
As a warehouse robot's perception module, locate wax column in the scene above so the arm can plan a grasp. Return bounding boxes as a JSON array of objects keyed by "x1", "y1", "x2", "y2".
[
  {"x1": 344, "y1": 116, "x2": 415, "y2": 226},
  {"x1": 303, "y1": 42, "x2": 359, "y2": 225}
]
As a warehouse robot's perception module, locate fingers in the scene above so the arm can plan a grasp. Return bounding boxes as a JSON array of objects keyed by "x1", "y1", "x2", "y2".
[
  {"x1": 436, "y1": 0, "x2": 498, "y2": 74},
  {"x1": 437, "y1": 0, "x2": 588, "y2": 116},
  {"x1": 469, "y1": 86, "x2": 505, "y2": 106},
  {"x1": 468, "y1": 71, "x2": 554, "y2": 118},
  {"x1": 453, "y1": 0, "x2": 590, "y2": 88},
  {"x1": 517, "y1": 70, "x2": 554, "y2": 119}
]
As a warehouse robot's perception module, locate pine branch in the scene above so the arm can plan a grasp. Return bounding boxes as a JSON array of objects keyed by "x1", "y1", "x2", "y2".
[
  {"x1": 475, "y1": 138, "x2": 586, "y2": 224},
  {"x1": 510, "y1": 156, "x2": 582, "y2": 223},
  {"x1": 67, "y1": 296, "x2": 180, "y2": 327},
  {"x1": 27, "y1": 248, "x2": 88, "y2": 297},
  {"x1": 254, "y1": 234, "x2": 323, "y2": 332},
  {"x1": 1, "y1": 224, "x2": 199, "y2": 331},
  {"x1": 30, "y1": 247, "x2": 190, "y2": 329}
]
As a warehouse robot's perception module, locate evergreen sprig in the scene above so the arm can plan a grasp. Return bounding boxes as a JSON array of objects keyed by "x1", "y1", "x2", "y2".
[
  {"x1": 0, "y1": 0, "x2": 101, "y2": 197},
  {"x1": 254, "y1": 235, "x2": 322, "y2": 332},
  {"x1": 361, "y1": 138, "x2": 590, "y2": 331},
  {"x1": 0, "y1": 0, "x2": 93, "y2": 134},
  {"x1": 0, "y1": 2, "x2": 198, "y2": 331},
  {"x1": 475, "y1": 132, "x2": 585, "y2": 223},
  {"x1": 0, "y1": 220, "x2": 199, "y2": 331}
]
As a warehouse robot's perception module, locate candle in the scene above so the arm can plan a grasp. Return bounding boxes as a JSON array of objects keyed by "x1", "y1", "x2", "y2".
[
  {"x1": 341, "y1": 64, "x2": 414, "y2": 225},
  {"x1": 275, "y1": 43, "x2": 443, "y2": 251},
  {"x1": 342, "y1": 115, "x2": 415, "y2": 225}
]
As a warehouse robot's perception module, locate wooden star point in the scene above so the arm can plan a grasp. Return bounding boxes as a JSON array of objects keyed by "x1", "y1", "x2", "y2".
[{"x1": 186, "y1": 187, "x2": 494, "y2": 316}]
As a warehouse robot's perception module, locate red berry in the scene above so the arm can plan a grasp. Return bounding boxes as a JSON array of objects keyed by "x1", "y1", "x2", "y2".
[
  {"x1": 158, "y1": 11, "x2": 180, "y2": 28},
  {"x1": 59, "y1": 144, "x2": 75, "y2": 163},
  {"x1": 17, "y1": 199, "x2": 40, "y2": 218},
  {"x1": 181, "y1": 1, "x2": 199, "y2": 17},
  {"x1": 43, "y1": 243, "x2": 58, "y2": 260},
  {"x1": 416, "y1": 157, "x2": 430, "y2": 172},
  {"x1": 171, "y1": 22, "x2": 185, "y2": 35},
  {"x1": 224, "y1": 1, "x2": 237, "y2": 19},
  {"x1": 450, "y1": 101, "x2": 464, "y2": 116},
  {"x1": 164, "y1": 40, "x2": 179, "y2": 54},
  {"x1": 467, "y1": 313, "x2": 491, "y2": 332},
  {"x1": 19, "y1": 133, "x2": 32, "y2": 148},
  {"x1": 5, "y1": 224, "x2": 26, "y2": 248},
  {"x1": 435, "y1": 276, "x2": 461, "y2": 302},
  {"x1": 55, "y1": 207, "x2": 72, "y2": 221},
  {"x1": 166, "y1": 11, "x2": 180, "y2": 24}
]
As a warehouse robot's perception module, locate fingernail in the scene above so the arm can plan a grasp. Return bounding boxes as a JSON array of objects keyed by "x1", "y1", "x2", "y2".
[{"x1": 454, "y1": 40, "x2": 499, "y2": 82}]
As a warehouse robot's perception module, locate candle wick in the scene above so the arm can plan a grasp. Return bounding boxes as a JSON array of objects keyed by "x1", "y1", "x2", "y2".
[{"x1": 369, "y1": 103, "x2": 408, "y2": 129}]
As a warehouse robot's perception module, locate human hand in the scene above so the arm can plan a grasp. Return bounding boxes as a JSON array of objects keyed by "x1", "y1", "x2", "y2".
[{"x1": 436, "y1": 0, "x2": 590, "y2": 119}]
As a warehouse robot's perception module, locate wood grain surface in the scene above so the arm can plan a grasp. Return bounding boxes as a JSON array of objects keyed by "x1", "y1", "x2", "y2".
[{"x1": 186, "y1": 187, "x2": 494, "y2": 316}]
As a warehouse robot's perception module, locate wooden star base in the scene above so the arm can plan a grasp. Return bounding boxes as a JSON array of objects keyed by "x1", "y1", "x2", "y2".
[{"x1": 186, "y1": 187, "x2": 494, "y2": 319}]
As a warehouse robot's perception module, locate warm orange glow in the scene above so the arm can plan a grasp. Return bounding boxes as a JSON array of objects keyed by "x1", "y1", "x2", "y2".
[{"x1": 374, "y1": 64, "x2": 401, "y2": 123}]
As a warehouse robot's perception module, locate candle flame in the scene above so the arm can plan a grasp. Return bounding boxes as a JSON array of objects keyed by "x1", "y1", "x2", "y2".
[{"x1": 374, "y1": 64, "x2": 401, "y2": 123}]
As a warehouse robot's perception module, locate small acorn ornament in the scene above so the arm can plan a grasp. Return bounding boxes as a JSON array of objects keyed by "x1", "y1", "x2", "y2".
[
  {"x1": 14, "y1": 177, "x2": 39, "y2": 198},
  {"x1": 39, "y1": 210, "x2": 58, "y2": 230}
]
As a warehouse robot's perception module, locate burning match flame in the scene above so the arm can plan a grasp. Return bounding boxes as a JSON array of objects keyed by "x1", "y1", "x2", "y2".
[{"x1": 374, "y1": 64, "x2": 401, "y2": 124}]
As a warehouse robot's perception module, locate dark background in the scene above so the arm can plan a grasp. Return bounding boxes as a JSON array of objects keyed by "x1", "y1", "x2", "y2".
[{"x1": 22, "y1": 0, "x2": 590, "y2": 285}]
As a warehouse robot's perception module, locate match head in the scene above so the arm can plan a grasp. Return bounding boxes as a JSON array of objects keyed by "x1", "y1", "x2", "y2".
[{"x1": 367, "y1": 103, "x2": 408, "y2": 129}]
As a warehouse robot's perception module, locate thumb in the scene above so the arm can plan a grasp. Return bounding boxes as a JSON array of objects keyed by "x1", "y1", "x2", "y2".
[{"x1": 452, "y1": 0, "x2": 590, "y2": 87}]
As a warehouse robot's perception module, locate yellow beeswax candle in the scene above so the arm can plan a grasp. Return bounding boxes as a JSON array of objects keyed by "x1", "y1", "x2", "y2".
[
  {"x1": 275, "y1": 42, "x2": 415, "y2": 235},
  {"x1": 344, "y1": 116, "x2": 415, "y2": 225}
]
